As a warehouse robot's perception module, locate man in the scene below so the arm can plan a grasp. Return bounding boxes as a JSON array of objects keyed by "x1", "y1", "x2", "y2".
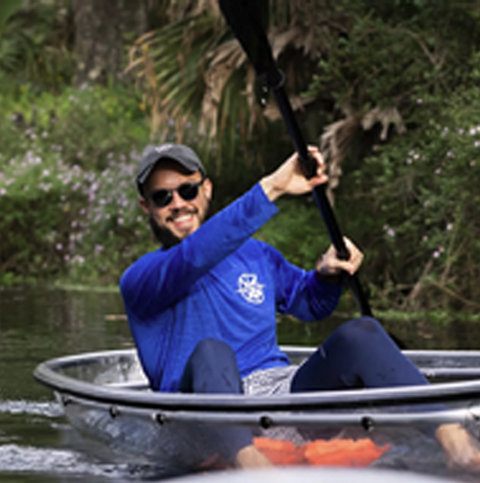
[{"x1": 121, "y1": 143, "x2": 480, "y2": 470}]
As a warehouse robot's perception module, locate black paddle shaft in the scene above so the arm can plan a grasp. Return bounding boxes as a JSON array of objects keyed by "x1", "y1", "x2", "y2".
[{"x1": 219, "y1": 0, "x2": 373, "y2": 317}]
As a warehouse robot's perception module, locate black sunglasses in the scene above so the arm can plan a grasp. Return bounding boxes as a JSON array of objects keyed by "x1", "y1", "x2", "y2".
[{"x1": 147, "y1": 176, "x2": 206, "y2": 208}]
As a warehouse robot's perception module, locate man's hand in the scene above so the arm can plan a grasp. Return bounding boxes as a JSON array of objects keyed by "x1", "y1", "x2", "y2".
[
  {"x1": 260, "y1": 146, "x2": 328, "y2": 202},
  {"x1": 316, "y1": 237, "x2": 364, "y2": 280}
]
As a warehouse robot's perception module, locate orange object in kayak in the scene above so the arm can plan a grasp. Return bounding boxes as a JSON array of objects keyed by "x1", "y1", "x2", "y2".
[
  {"x1": 303, "y1": 438, "x2": 390, "y2": 467},
  {"x1": 253, "y1": 437, "x2": 306, "y2": 465},
  {"x1": 253, "y1": 437, "x2": 390, "y2": 467}
]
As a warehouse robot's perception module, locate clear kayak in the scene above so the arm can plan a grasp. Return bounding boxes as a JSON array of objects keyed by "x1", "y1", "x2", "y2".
[{"x1": 34, "y1": 347, "x2": 480, "y2": 478}]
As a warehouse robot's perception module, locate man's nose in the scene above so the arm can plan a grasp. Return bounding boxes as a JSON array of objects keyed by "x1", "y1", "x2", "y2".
[{"x1": 168, "y1": 189, "x2": 186, "y2": 208}]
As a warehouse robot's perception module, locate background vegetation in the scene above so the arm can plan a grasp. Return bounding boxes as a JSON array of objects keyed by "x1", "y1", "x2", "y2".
[{"x1": 1, "y1": 0, "x2": 480, "y2": 317}]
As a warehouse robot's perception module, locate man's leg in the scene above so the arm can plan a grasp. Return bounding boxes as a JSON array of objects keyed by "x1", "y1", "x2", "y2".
[
  {"x1": 179, "y1": 337, "x2": 245, "y2": 394},
  {"x1": 179, "y1": 338, "x2": 271, "y2": 468},
  {"x1": 290, "y1": 317, "x2": 480, "y2": 470},
  {"x1": 291, "y1": 316, "x2": 427, "y2": 392}
]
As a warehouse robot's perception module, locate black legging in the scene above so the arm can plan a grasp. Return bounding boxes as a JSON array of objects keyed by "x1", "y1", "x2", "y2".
[
  {"x1": 178, "y1": 337, "x2": 252, "y2": 463},
  {"x1": 291, "y1": 316, "x2": 428, "y2": 392}
]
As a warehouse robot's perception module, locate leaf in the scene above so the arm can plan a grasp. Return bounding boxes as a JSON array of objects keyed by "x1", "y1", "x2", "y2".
[{"x1": 0, "y1": 0, "x2": 22, "y2": 28}]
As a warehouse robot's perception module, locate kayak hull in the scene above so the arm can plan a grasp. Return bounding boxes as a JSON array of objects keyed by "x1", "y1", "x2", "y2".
[{"x1": 34, "y1": 347, "x2": 480, "y2": 476}]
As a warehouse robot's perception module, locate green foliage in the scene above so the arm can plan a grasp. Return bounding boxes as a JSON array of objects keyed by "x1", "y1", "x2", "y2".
[
  {"x1": 256, "y1": 197, "x2": 331, "y2": 269},
  {"x1": 297, "y1": 0, "x2": 480, "y2": 312},
  {"x1": 0, "y1": 83, "x2": 154, "y2": 284},
  {"x1": 0, "y1": 0, "x2": 74, "y2": 90},
  {"x1": 0, "y1": 82, "x2": 148, "y2": 169},
  {"x1": 0, "y1": 0, "x2": 22, "y2": 26},
  {"x1": 304, "y1": 0, "x2": 479, "y2": 125},
  {"x1": 341, "y1": 61, "x2": 480, "y2": 312}
]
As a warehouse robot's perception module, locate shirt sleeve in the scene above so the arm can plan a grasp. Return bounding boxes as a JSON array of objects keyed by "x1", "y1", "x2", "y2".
[
  {"x1": 261, "y1": 241, "x2": 343, "y2": 321},
  {"x1": 120, "y1": 183, "x2": 279, "y2": 320}
]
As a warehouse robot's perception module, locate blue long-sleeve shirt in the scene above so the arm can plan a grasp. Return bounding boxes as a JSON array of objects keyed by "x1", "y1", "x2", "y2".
[{"x1": 120, "y1": 183, "x2": 342, "y2": 392}]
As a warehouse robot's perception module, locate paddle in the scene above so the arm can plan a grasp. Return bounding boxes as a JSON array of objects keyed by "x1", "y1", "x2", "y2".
[{"x1": 218, "y1": 0, "x2": 373, "y2": 318}]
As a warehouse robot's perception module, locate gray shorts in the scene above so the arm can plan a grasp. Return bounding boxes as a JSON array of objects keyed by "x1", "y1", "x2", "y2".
[
  {"x1": 242, "y1": 365, "x2": 299, "y2": 396},
  {"x1": 242, "y1": 365, "x2": 305, "y2": 444}
]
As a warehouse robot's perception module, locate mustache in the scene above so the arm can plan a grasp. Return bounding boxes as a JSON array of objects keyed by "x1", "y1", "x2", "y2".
[{"x1": 148, "y1": 199, "x2": 212, "y2": 249}]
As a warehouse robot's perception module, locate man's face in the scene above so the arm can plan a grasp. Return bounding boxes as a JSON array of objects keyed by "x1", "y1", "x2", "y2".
[{"x1": 139, "y1": 161, "x2": 212, "y2": 248}]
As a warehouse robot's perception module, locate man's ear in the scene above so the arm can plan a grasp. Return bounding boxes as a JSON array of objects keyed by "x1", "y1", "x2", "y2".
[
  {"x1": 139, "y1": 197, "x2": 150, "y2": 214},
  {"x1": 203, "y1": 178, "x2": 213, "y2": 201}
]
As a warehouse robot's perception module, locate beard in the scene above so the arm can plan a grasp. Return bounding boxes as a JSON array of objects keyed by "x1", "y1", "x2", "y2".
[
  {"x1": 148, "y1": 216, "x2": 182, "y2": 249},
  {"x1": 148, "y1": 202, "x2": 211, "y2": 249}
]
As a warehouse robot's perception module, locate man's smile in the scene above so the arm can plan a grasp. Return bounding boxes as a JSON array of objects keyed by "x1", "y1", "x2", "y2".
[{"x1": 169, "y1": 209, "x2": 197, "y2": 223}]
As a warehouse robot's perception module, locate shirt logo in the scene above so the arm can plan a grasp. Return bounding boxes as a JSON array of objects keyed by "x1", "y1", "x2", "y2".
[{"x1": 237, "y1": 274, "x2": 265, "y2": 305}]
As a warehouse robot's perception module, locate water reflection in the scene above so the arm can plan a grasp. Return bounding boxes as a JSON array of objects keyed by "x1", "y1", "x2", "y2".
[{"x1": 0, "y1": 285, "x2": 134, "y2": 482}]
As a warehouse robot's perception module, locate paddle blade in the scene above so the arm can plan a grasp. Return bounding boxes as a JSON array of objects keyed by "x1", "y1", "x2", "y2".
[{"x1": 219, "y1": 0, "x2": 276, "y2": 79}]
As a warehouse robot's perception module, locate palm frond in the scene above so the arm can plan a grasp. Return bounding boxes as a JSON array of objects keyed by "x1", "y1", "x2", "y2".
[
  {"x1": 126, "y1": 3, "x2": 325, "y2": 145},
  {"x1": 127, "y1": 14, "x2": 220, "y2": 135},
  {"x1": 199, "y1": 39, "x2": 245, "y2": 137},
  {"x1": 321, "y1": 112, "x2": 360, "y2": 203}
]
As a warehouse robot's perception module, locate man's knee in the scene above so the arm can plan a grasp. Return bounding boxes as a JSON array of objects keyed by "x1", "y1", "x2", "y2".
[
  {"x1": 185, "y1": 338, "x2": 242, "y2": 394},
  {"x1": 332, "y1": 316, "x2": 386, "y2": 347},
  {"x1": 190, "y1": 338, "x2": 236, "y2": 365}
]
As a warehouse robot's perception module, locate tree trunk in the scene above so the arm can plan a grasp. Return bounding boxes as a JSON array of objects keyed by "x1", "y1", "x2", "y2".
[{"x1": 73, "y1": 0, "x2": 147, "y2": 86}]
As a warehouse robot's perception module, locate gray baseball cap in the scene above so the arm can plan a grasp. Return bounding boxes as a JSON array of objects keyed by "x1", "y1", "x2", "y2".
[{"x1": 137, "y1": 143, "x2": 206, "y2": 193}]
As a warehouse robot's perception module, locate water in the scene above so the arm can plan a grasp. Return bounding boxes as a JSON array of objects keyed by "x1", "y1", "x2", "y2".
[
  {"x1": 2, "y1": 285, "x2": 480, "y2": 482},
  {"x1": 0, "y1": 285, "x2": 136, "y2": 482}
]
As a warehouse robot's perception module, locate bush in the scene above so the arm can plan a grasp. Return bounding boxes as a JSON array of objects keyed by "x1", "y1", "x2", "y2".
[
  {"x1": 343, "y1": 65, "x2": 480, "y2": 312},
  {"x1": 256, "y1": 197, "x2": 331, "y2": 269},
  {"x1": 0, "y1": 83, "x2": 155, "y2": 284}
]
